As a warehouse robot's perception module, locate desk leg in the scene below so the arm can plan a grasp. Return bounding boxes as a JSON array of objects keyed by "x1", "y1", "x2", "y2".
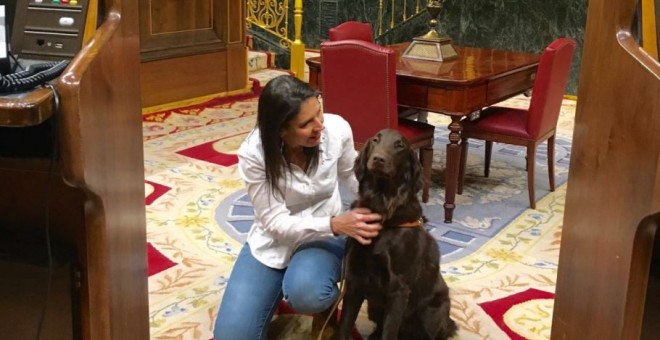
[{"x1": 444, "y1": 116, "x2": 462, "y2": 223}]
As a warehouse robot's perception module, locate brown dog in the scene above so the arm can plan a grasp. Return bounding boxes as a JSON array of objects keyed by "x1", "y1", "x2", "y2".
[{"x1": 336, "y1": 129, "x2": 456, "y2": 340}]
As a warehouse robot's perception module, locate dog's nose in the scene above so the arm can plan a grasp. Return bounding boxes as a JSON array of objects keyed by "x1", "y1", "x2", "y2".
[{"x1": 372, "y1": 155, "x2": 385, "y2": 165}]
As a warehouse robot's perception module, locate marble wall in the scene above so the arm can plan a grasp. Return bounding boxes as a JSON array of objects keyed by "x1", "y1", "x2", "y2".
[{"x1": 250, "y1": 0, "x2": 587, "y2": 94}]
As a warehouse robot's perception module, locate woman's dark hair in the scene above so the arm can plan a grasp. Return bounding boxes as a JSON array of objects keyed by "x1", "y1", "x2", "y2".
[{"x1": 257, "y1": 75, "x2": 320, "y2": 199}]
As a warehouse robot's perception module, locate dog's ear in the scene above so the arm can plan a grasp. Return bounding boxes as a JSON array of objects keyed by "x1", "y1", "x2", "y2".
[
  {"x1": 354, "y1": 139, "x2": 372, "y2": 182},
  {"x1": 405, "y1": 148, "x2": 424, "y2": 194}
]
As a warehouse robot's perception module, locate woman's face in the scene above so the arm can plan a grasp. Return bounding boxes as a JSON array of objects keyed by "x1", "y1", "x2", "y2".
[{"x1": 281, "y1": 97, "x2": 324, "y2": 150}]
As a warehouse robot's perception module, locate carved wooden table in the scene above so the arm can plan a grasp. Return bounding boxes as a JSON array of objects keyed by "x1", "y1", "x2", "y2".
[{"x1": 307, "y1": 42, "x2": 540, "y2": 222}]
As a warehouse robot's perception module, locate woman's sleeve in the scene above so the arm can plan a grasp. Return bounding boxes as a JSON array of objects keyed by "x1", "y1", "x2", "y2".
[
  {"x1": 336, "y1": 119, "x2": 359, "y2": 197},
  {"x1": 238, "y1": 148, "x2": 335, "y2": 244}
]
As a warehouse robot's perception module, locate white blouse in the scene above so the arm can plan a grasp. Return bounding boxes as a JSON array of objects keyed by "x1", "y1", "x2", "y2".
[{"x1": 237, "y1": 113, "x2": 359, "y2": 269}]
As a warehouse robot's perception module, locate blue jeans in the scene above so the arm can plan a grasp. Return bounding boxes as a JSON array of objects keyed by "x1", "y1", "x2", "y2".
[{"x1": 213, "y1": 237, "x2": 345, "y2": 340}]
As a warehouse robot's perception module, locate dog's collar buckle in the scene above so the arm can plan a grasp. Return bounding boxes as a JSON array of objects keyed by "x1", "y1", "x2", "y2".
[{"x1": 398, "y1": 218, "x2": 424, "y2": 228}]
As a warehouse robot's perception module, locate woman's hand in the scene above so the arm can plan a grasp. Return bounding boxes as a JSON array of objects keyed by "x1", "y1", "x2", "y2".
[{"x1": 330, "y1": 207, "x2": 382, "y2": 245}]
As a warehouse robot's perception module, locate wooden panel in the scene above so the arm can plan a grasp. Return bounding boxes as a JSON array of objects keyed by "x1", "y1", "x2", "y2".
[
  {"x1": 486, "y1": 68, "x2": 535, "y2": 103},
  {"x1": 397, "y1": 83, "x2": 428, "y2": 109},
  {"x1": 0, "y1": 0, "x2": 149, "y2": 338},
  {"x1": 56, "y1": 0, "x2": 150, "y2": 338},
  {"x1": 426, "y1": 84, "x2": 487, "y2": 114},
  {"x1": 139, "y1": 0, "x2": 247, "y2": 106},
  {"x1": 551, "y1": 0, "x2": 660, "y2": 338},
  {"x1": 226, "y1": 45, "x2": 249, "y2": 92},
  {"x1": 149, "y1": 0, "x2": 212, "y2": 33},
  {"x1": 227, "y1": 0, "x2": 244, "y2": 43},
  {"x1": 0, "y1": 164, "x2": 85, "y2": 245},
  {"x1": 140, "y1": 51, "x2": 229, "y2": 107},
  {"x1": 139, "y1": 0, "x2": 226, "y2": 60},
  {"x1": 398, "y1": 83, "x2": 485, "y2": 114}
]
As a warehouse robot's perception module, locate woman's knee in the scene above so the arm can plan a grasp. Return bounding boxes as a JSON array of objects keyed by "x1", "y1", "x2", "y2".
[
  {"x1": 283, "y1": 241, "x2": 343, "y2": 313},
  {"x1": 282, "y1": 267, "x2": 339, "y2": 313}
]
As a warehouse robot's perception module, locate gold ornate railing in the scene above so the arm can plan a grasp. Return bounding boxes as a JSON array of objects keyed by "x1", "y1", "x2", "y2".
[
  {"x1": 246, "y1": 0, "x2": 305, "y2": 80},
  {"x1": 246, "y1": 0, "x2": 431, "y2": 80},
  {"x1": 376, "y1": 0, "x2": 428, "y2": 38}
]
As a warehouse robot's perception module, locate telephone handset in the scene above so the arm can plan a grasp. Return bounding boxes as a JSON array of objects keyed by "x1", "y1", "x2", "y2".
[{"x1": 0, "y1": 59, "x2": 69, "y2": 93}]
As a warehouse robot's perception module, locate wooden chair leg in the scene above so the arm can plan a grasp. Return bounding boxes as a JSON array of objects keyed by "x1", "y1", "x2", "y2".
[
  {"x1": 420, "y1": 146, "x2": 433, "y2": 203},
  {"x1": 527, "y1": 145, "x2": 536, "y2": 209},
  {"x1": 484, "y1": 141, "x2": 493, "y2": 177},
  {"x1": 458, "y1": 138, "x2": 468, "y2": 194},
  {"x1": 525, "y1": 156, "x2": 529, "y2": 171},
  {"x1": 548, "y1": 134, "x2": 556, "y2": 191}
]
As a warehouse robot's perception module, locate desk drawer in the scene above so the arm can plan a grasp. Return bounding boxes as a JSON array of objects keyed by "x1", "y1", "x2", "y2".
[
  {"x1": 487, "y1": 68, "x2": 536, "y2": 103},
  {"x1": 25, "y1": 6, "x2": 84, "y2": 34},
  {"x1": 398, "y1": 82, "x2": 487, "y2": 114},
  {"x1": 397, "y1": 83, "x2": 428, "y2": 109}
]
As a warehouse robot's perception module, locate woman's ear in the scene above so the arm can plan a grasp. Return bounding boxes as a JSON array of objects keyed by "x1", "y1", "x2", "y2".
[{"x1": 354, "y1": 139, "x2": 372, "y2": 182}]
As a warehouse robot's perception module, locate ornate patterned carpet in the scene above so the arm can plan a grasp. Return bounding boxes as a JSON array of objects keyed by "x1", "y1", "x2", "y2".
[{"x1": 142, "y1": 71, "x2": 576, "y2": 339}]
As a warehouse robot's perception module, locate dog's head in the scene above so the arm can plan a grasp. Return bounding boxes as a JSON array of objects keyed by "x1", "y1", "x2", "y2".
[{"x1": 354, "y1": 129, "x2": 423, "y2": 195}]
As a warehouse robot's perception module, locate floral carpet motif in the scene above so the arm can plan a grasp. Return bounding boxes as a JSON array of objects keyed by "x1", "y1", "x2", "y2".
[
  {"x1": 143, "y1": 78, "x2": 576, "y2": 339},
  {"x1": 215, "y1": 128, "x2": 570, "y2": 264}
]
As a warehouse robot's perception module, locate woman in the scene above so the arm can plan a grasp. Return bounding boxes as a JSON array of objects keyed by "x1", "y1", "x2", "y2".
[{"x1": 214, "y1": 75, "x2": 382, "y2": 340}]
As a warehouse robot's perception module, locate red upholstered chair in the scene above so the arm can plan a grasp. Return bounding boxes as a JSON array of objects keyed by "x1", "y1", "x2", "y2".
[
  {"x1": 328, "y1": 21, "x2": 426, "y2": 123},
  {"x1": 320, "y1": 39, "x2": 435, "y2": 202},
  {"x1": 458, "y1": 38, "x2": 576, "y2": 209},
  {"x1": 328, "y1": 21, "x2": 374, "y2": 43}
]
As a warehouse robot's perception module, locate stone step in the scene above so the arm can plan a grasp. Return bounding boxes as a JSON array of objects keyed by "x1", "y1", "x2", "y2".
[
  {"x1": 249, "y1": 68, "x2": 293, "y2": 93},
  {"x1": 248, "y1": 50, "x2": 275, "y2": 73}
]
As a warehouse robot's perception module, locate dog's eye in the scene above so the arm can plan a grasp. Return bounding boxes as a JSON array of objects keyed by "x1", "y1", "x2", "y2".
[{"x1": 395, "y1": 140, "x2": 404, "y2": 149}]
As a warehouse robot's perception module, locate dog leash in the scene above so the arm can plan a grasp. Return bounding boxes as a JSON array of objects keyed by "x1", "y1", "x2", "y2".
[
  {"x1": 316, "y1": 253, "x2": 347, "y2": 340},
  {"x1": 315, "y1": 218, "x2": 424, "y2": 339}
]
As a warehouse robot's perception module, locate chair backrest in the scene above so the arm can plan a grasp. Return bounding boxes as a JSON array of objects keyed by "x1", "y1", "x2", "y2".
[
  {"x1": 527, "y1": 38, "x2": 577, "y2": 138},
  {"x1": 328, "y1": 21, "x2": 374, "y2": 43},
  {"x1": 320, "y1": 40, "x2": 398, "y2": 144}
]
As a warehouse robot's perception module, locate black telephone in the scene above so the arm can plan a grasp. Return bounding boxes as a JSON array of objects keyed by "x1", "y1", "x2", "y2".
[{"x1": 0, "y1": 59, "x2": 69, "y2": 93}]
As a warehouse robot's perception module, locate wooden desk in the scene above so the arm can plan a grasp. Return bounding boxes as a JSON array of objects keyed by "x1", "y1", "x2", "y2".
[
  {"x1": 0, "y1": 88, "x2": 55, "y2": 127},
  {"x1": 0, "y1": 1, "x2": 149, "y2": 339},
  {"x1": 307, "y1": 43, "x2": 540, "y2": 222}
]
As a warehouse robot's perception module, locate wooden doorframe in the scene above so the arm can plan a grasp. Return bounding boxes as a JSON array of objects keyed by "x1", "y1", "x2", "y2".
[{"x1": 551, "y1": 0, "x2": 660, "y2": 338}]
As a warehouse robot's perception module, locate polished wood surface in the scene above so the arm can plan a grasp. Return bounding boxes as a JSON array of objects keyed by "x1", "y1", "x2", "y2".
[
  {"x1": 0, "y1": 0, "x2": 149, "y2": 338},
  {"x1": 551, "y1": 0, "x2": 660, "y2": 338},
  {"x1": 307, "y1": 43, "x2": 539, "y2": 222},
  {"x1": 139, "y1": 0, "x2": 223, "y2": 61},
  {"x1": 308, "y1": 43, "x2": 539, "y2": 115},
  {"x1": 139, "y1": 0, "x2": 248, "y2": 107},
  {"x1": 0, "y1": 88, "x2": 55, "y2": 127},
  {"x1": 58, "y1": 1, "x2": 149, "y2": 337},
  {"x1": 392, "y1": 44, "x2": 540, "y2": 85}
]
